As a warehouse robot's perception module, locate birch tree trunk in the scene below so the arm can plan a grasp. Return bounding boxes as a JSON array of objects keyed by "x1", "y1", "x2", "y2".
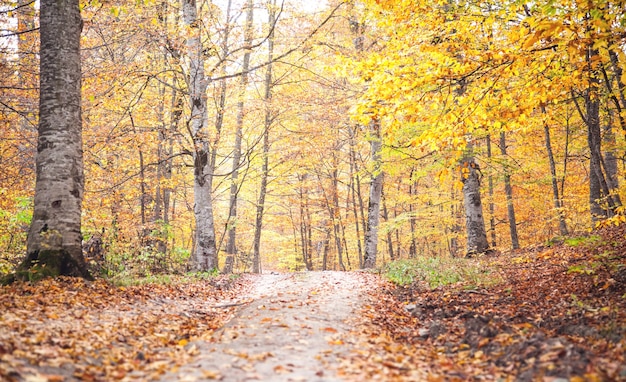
[
  {"x1": 20, "y1": 0, "x2": 91, "y2": 280},
  {"x1": 183, "y1": 0, "x2": 217, "y2": 271},
  {"x1": 461, "y1": 148, "x2": 489, "y2": 256},
  {"x1": 363, "y1": 119, "x2": 383, "y2": 269}
]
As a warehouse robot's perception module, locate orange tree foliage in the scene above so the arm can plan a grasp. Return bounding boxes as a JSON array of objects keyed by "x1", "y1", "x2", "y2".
[
  {"x1": 3, "y1": 0, "x2": 626, "y2": 276},
  {"x1": 339, "y1": 0, "x2": 626, "y2": 255}
]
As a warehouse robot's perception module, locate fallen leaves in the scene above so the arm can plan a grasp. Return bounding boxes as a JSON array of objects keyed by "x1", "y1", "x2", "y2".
[
  {"x1": 340, "y1": 226, "x2": 626, "y2": 381},
  {"x1": 0, "y1": 275, "x2": 251, "y2": 381}
]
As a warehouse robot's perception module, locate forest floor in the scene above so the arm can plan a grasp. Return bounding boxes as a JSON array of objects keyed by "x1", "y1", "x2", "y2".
[{"x1": 0, "y1": 226, "x2": 625, "y2": 381}]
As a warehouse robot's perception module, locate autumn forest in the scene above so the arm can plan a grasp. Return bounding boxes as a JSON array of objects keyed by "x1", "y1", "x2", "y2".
[{"x1": 2, "y1": 0, "x2": 626, "y2": 275}]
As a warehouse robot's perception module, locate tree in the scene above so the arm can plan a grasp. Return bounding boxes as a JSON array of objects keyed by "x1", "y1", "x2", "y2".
[
  {"x1": 16, "y1": 0, "x2": 91, "y2": 281},
  {"x1": 363, "y1": 118, "x2": 383, "y2": 268},
  {"x1": 224, "y1": 0, "x2": 254, "y2": 274},
  {"x1": 183, "y1": 0, "x2": 218, "y2": 271},
  {"x1": 252, "y1": 0, "x2": 278, "y2": 274},
  {"x1": 460, "y1": 146, "x2": 489, "y2": 255},
  {"x1": 499, "y1": 132, "x2": 519, "y2": 250}
]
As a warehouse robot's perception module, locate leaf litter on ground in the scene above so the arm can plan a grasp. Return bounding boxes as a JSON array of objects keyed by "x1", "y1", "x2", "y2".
[
  {"x1": 2, "y1": 227, "x2": 626, "y2": 382},
  {"x1": 339, "y1": 226, "x2": 626, "y2": 381},
  {"x1": 0, "y1": 275, "x2": 251, "y2": 381}
]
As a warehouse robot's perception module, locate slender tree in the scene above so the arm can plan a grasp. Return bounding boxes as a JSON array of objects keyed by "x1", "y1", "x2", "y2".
[
  {"x1": 224, "y1": 0, "x2": 254, "y2": 273},
  {"x1": 252, "y1": 0, "x2": 277, "y2": 274},
  {"x1": 499, "y1": 132, "x2": 519, "y2": 250}
]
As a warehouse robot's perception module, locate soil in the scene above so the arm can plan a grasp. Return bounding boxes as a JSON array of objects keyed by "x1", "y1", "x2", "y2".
[{"x1": 159, "y1": 271, "x2": 373, "y2": 382}]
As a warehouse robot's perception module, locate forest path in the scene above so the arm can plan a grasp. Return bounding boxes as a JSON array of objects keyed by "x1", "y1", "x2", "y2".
[{"x1": 160, "y1": 271, "x2": 371, "y2": 382}]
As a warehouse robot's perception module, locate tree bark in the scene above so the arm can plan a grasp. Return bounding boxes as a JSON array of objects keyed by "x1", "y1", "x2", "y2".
[
  {"x1": 499, "y1": 132, "x2": 520, "y2": 250},
  {"x1": 252, "y1": 0, "x2": 277, "y2": 274},
  {"x1": 21, "y1": 0, "x2": 91, "y2": 281},
  {"x1": 348, "y1": 126, "x2": 364, "y2": 267},
  {"x1": 408, "y1": 169, "x2": 418, "y2": 258},
  {"x1": 542, "y1": 106, "x2": 568, "y2": 236},
  {"x1": 485, "y1": 136, "x2": 497, "y2": 247},
  {"x1": 224, "y1": 0, "x2": 254, "y2": 274},
  {"x1": 363, "y1": 119, "x2": 383, "y2": 269},
  {"x1": 461, "y1": 148, "x2": 489, "y2": 256},
  {"x1": 183, "y1": 0, "x2": 217, "y2": 271},
  {"x1": 331, "y1": 165, "x2": 346, "y2": 271},
  {"x1": 581, "y1": 48, "x2": 618, "y2": 221},
  {"x1": 382, "y1": 189, "x2": 395, "y2": 261}
]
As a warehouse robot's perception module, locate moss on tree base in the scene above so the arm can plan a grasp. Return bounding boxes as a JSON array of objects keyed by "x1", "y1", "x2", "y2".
[{"x1": 2, "y1": 249, "x2": 93, "y2": 284}]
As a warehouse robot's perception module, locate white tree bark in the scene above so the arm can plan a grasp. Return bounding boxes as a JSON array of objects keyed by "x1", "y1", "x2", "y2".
[
  {"x1": 363, "y1": 119, "x2": 383, "y2": 269},
  {"x1": 461, "y1": 152, "x2": 489, "y2": 255},
  {"x1": 183, "y1": 0, "x2": 218, "y2": 271},
  {"x1": 23, "y1": 0, "x2": 91, "y2": 279}
]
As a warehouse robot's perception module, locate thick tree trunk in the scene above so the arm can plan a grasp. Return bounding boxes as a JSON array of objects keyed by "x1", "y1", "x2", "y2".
[
  {"x1": 461, "y1": 150, "x2": 489, "y2": 256},
  {"x1": 21, "y1": 0, "x2": 91, "y2": 281},
  {"x1": 183, "y1": 0, "x2": 217, "y2": 271},
  {"x1": 499, "y1": 132, "x2": 520, "y2": 250},
  {"x1": 224, "y1": 0, "x2": 254, "y2": 274},
  {"x1": 363, "y1": 119, "x2": 383, "y2": 269}
]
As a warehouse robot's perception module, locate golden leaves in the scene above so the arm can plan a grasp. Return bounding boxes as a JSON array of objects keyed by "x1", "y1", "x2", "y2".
[{"x1": 0, "y1": 276, "x2": 248, "y2": 381}]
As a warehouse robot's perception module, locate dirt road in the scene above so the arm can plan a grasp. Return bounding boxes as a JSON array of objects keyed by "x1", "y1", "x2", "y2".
[{"x1": 160, "y1": 271, "x2": 371, "y2": 382}]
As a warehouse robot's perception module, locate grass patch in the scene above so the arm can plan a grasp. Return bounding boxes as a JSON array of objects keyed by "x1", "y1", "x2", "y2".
[
  {"x1": 384, "y1": 256, "x2": 501, "y2": 289},
  {"x1": 110, "y1": 269, "x2": 221, "y2": 287},
  {"x1": 564, "y1": 234, "x2": 602, "y2": 247}
]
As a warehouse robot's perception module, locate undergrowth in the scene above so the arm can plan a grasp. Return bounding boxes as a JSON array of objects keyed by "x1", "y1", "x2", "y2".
[
  {"x1": 110, "y1": 268, "x2": 222, "y2": 287},
  {"x1": 384, "y1": 256, "x2": 501, "y2": 289}
]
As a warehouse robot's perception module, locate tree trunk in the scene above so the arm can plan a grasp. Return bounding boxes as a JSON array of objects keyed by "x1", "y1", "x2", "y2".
[
  {"x1": 20, "y1": 0, "x2": 91, "y2": 281},
  {"x1": 603, "y1": 112, "x2": 619, "y2": 193},
  {"x1": 183, "y1": 0, "x2": 217, "y2": 271},
  {"x1": 363, "y1": 119, "x2": 383, "y2": 269},
  {"x1": 408, "y1": 171, "x2": 418, "y2": 258},
  {"x1": 581, "y1": 48, "x2": 617, "y2": 222},
  {"x1": 382, "y1": 189, "x2": 395, "y2": 261},
  {"x1": 499, "y1": 132, "x2": 520, "y2": 250},
  {"x1": 331, "y1": 165, "x2": 346, "y2": 271},
  {"x1": 461, "y1": 148, "x2": 489, "y2": 256},
  {"x1": 542, "y1": 106, "x2": 568, "y2": 236},
  {"x1": 298, "y1": 174, "x2": 313, "y2": 270},
  {"x1": 224, "y1": 0, "x2": 254, "y2": 274},
  {"x1": 348, "y1": 126, "x2": 364, "y2": 267},
  {"x1": 252, "y1": 0, "x2": 276, "y2": 274},
  {"x1": 485, "y1": 136, "x2": 497, "y2": 247}
]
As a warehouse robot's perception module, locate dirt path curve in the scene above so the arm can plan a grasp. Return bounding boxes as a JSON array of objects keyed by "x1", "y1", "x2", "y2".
[{"x1": 160, "y1": 271, "x2": 369, "y2": 382}]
